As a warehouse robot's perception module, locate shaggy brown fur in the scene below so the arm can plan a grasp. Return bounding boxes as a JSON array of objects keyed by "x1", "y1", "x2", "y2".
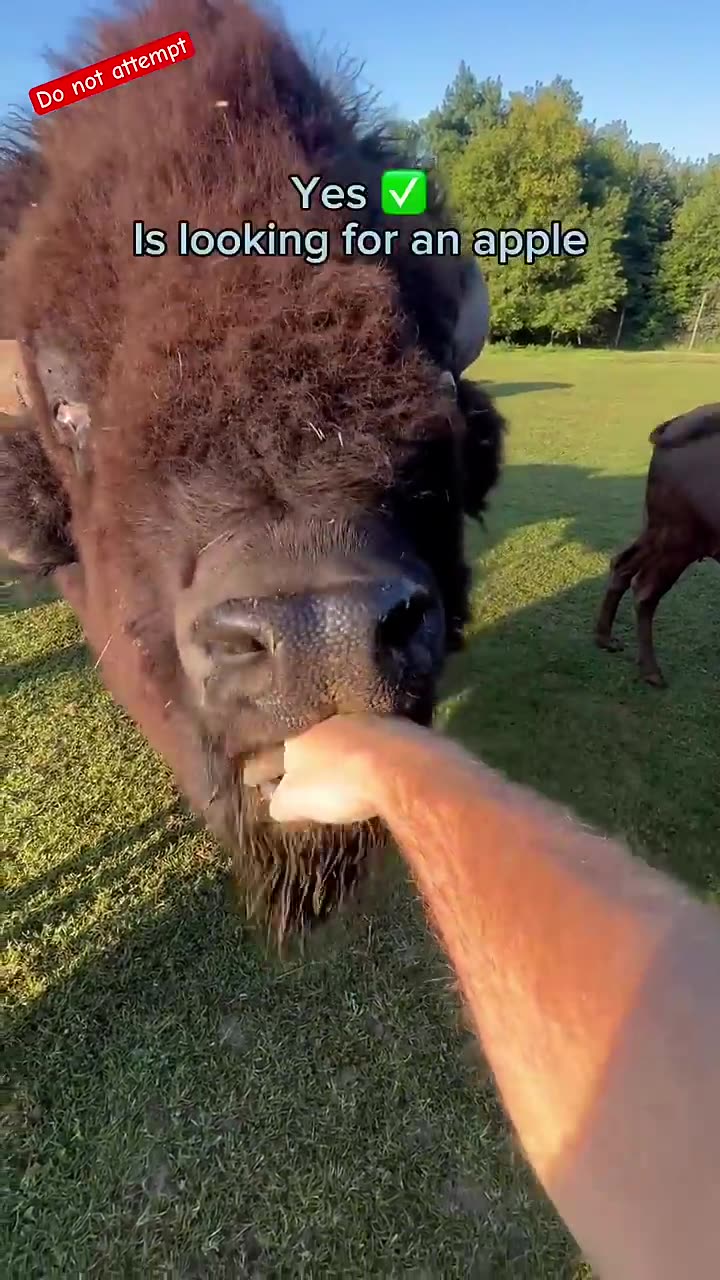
[
  {"x1": 0, "y1": 413, "x2": 74, "y2": 570},
  {"x1": 0, "y1": 0, "x2": 504, "y2": 936},
  {"x1": 649, "y1": 403, "x2": 720, "y2": 450},
  {"x1": 595, "y1": 403, "x2": 719, "y2": 687}
]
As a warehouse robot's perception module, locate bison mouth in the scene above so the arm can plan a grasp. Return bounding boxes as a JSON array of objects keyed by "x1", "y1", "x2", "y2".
[
  {"x1": 200, "y1": 733, "x2": 387, "y2": 941},
  {"x1": 241, "y1": 744, "x2": 286, "y2": 804}
]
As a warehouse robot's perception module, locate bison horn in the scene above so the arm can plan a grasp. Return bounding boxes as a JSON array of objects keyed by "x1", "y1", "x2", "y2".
[
  {"x1": 52, "y1": 399, "x2": 92, "y2": 475},
  {"x1": 18, "y1": 336, "x2": 92, "y2": 476},
  {"x1": 13, "y1": 371, "x2": 29, "y2": 409},
  {"x1": 452, "y1": 260, "x2": 490, "y2": 374}
]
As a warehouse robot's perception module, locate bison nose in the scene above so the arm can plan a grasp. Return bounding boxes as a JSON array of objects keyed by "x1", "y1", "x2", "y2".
[
  {"x1": 194, "y1": 603, "x2": 276, "y2": 664},
  {"x1": 193, "y1": 578, "x2": 443, "y2": 702}
]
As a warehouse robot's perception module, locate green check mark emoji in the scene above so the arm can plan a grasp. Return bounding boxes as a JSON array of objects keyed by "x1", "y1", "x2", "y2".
[{"x1": 381, "y1": 169, "x2": 428, "y2": 215}]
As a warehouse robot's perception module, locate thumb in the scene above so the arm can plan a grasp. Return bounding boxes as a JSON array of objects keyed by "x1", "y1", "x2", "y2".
[{"x1": 268, "y1": 772, "x2": 378, "y2": 826}]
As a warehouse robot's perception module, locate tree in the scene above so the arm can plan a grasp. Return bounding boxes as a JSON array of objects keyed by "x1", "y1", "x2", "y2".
[
  {"x1": 450, "y1": 88, "x2": 627, "y2": 342},
  {"x1": 421, "y1": 64, "x2": 505, "y2": 174},
  {"x1": 384, "y1": 117, "x2": 427, "y2": 166},
  {"x1": 659, "y1": 164, "x2": 720, "y2": 339},
  {"x1": 523, "y1": 75, "x2": 583, "y2": 117},
  {"x1": 581, "y1": 127, "x2": 681, "y2": 344}
]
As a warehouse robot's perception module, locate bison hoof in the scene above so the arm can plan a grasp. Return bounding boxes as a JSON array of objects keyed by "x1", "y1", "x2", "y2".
[
  {"x1": 642, "y1": 670, "x2": 667, "y2": 689},
  {"x1": 595, "y1": 633, "x2": 624, "y2": 653}
]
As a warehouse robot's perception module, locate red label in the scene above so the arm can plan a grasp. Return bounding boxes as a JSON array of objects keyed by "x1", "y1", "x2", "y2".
[{"x1": 29, "y1": 31, "x2": 195, "y2": 115}]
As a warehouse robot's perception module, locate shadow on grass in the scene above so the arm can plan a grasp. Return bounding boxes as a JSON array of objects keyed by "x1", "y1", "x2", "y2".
[
  {"x1": 0, "y1": 571, "x2": 60, "y2": 618},
  {"x1": 444, "y1": 570, "x2": 717, "y2": 896},
  {"x1": 483, "y1": 460, "x2": 647, "y2": 560},
  {"x1": 444, "y1": 461, "x2": 719, "y2": 898},
  {"x1": 4, "y1": 803, "x2": 195, "y2": 935},
  {"x1": 2, "y1": 642, "x2": 88, "y2": 693},
  {"x1": 480, "y1": 380, "x2": 573, "y2": 398},
  {"x1": 6, "y1": 831, "x2": 570, "y2": 1277}
]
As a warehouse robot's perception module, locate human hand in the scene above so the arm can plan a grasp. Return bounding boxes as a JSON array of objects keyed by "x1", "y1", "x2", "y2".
[
  {"x1": 262, "y1": 714, "x2": 433, "y2": 826},
  {"x1": 260, "y1": 715, "x2": 382, "y2": 825}
]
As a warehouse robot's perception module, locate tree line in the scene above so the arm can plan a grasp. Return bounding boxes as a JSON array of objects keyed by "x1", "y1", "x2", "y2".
[
  {"x1": 392, "y1": 67, "x2": 720, "y2": 348},
  {"x1": 1, "y1": 69, "x2": 718, "y2": 349}
]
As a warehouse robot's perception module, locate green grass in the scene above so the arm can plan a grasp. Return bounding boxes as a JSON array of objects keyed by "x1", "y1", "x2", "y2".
[{"x1": 3, "y1": 349, "x2": 719, "y2": 1278}]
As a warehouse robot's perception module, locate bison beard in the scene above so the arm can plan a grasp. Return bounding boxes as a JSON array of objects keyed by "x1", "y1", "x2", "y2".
[
  {"x1": 203, "y1": 740, "x2": 382, "y2": 937},
  {"x1": 0, "y1": 0, "x2": 505, "y2": 940}
]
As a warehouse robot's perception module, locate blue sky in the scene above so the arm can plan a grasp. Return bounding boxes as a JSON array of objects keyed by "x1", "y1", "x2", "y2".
[{"x1": 2, "y1": 0, "x2": 717, "y2": 162}]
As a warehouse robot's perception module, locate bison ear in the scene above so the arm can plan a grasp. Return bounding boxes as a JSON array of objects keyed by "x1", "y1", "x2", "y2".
[
  {"x1": 51, "y1": 399, "x2": 92, "y2": 474},
  {"x1": 452, "y1": 261, "x2": 490, "y2": 374}
]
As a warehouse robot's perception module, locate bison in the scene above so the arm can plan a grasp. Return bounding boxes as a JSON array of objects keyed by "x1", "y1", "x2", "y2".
[
  {"x1": 595, "y1": 402, "x2": 720, "y2": 687},
  {"x1": 0, "y1": 0, "x2": 504, "y2": 936}
]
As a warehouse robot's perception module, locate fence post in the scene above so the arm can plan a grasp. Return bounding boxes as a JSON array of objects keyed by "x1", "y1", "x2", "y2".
[{"x1": 688, "y1": 290, "x2": 709, "y2": 350}]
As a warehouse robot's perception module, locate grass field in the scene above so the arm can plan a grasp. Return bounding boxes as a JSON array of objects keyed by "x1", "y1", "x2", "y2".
[{"x1": 3, "y1": 349, "x2": 719, "y2": 1278}]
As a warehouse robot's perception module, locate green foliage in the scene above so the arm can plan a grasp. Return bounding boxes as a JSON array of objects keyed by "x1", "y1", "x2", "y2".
[
  {"x1": 385, "y1": 118, "x2": 426, "y2": 167},
  {"x1": 449, "y1": 89, "x2": 627, "y2": 341},
  {"x1": 522, "y1": 75, "x2": 583, "y2": 117},
  {"x1": 396, "y1": 63, "x2": 717, "y2": 347},
  {"x1": 581, "y1": 129, "x2": 680, "y2": 344},
  {"x1": 420, "y1": 63, "x2": 505, "y2": 177},
  {"x1": 659, "y1": 164, "x2": 720, "y2": 339}
]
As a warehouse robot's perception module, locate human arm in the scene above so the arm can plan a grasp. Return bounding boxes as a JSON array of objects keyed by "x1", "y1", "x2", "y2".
[{"x1": 268, "y1": 714, "x2": 720, "y2": 1279}]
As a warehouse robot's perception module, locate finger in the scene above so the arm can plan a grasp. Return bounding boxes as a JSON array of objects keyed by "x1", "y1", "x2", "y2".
[
  {"x1": 242, "y1": 746, "x2": 286, "y2": 787},
  {"x1": 268, "y1": 774, "x2": 378, "y2": 826}
]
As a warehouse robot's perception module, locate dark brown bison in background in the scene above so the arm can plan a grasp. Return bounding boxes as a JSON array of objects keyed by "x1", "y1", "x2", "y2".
[
  {"x1": 595, "y1": 403, "x2": 719, "y2": 687},
  {"x1": 0, "y1": 0, "x2": 504, "y2": 935}
]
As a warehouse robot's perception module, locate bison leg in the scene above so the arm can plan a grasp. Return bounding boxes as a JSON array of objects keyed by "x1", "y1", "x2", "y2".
[
  {"x1": 632, "y1": 556, "x2": 693, "y2": 688},
  {"x1": 595, "y1": 540, "x2": 644, "y2": 652}
]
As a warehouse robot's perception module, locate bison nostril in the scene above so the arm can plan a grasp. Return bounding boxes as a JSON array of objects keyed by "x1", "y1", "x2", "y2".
[
  {"x1": 194, "y1": 601, "x2": 273, "y2": 662},
  {"x1": 212, "y1": 633, "x2": 267, "y2": 659},
  {"x1": 376, "y1": 589, "x2": 431, "y2": 653}
]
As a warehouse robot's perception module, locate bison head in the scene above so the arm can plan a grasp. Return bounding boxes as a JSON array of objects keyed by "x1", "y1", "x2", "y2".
[{"x1": 1, "y1": 0, "x2": 504, "y2": 936}]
